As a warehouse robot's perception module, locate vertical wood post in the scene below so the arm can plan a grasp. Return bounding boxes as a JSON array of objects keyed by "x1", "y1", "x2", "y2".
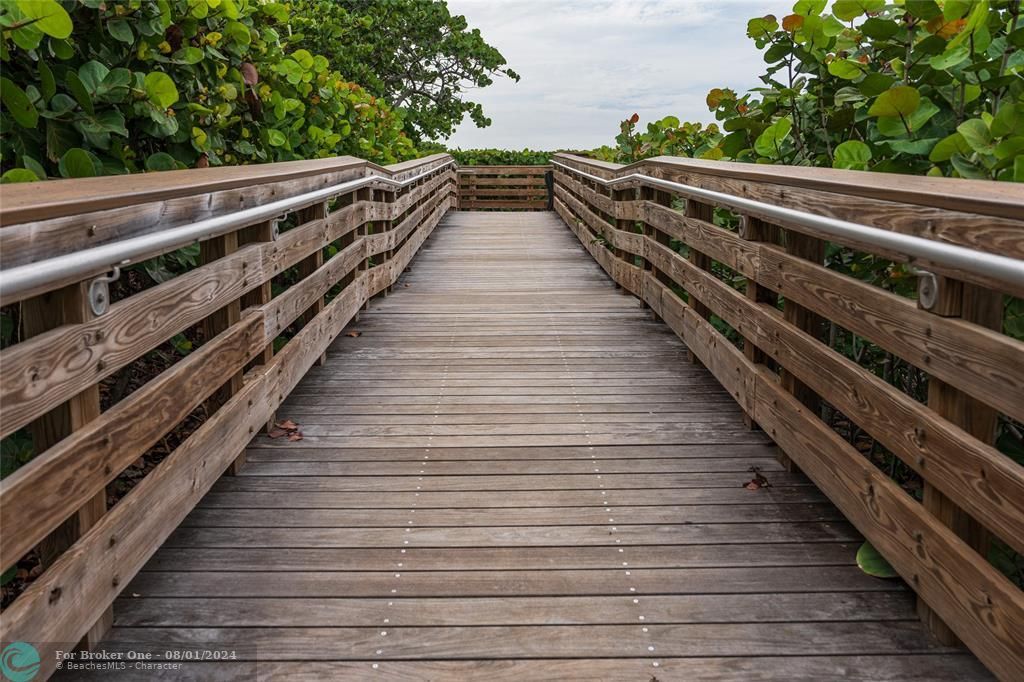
[
  {"x1": 612, "y1": 186, "x2": 635, "y2": 296},
  {"x1": 23, "y1": 281, "x2": 111, "y2": 647},
  {"x1": 382, "y1": 189, "x2": 396, "y2": 294},
  {"x1": 777, "y1": 229, "x2": 827, "y2": 471},
  {"x1": 358, "y1": 187, "x2": 372, "y2": 312},
  {"x1": 200, "y1": 230, "x2": 246, "y2": 473},
  {"x1": 642, "y1": 188, "x2": 674, "y2": 291},
  {"x1": 917, "y1": 276, "x2": 1000, "y2": 645},
  {"x1": 296, "y1": 202, "x2": 328, "y2": 365},
  {"x1": 685, "y1": 199, "x2": 715, "y2": 367},
  {"x1": 738, "y1": 215, "x2": 781, "y2": 429},
  {"x1": 239, "y1": 220, "x2": 278, "y2": 438}
]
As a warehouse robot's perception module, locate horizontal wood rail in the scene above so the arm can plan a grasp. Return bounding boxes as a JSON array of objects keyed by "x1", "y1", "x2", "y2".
[
  {"x1": 457, "y1": 165, "x2": 552, "y2": 211},
  {"x1": 0, "y1": 153, "x2": 456, "y2": 678},
  {"x1": 552, "y1": 152, "x2": 1024, "y2": 681}
]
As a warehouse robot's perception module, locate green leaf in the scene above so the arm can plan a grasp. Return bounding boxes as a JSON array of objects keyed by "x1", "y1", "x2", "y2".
[
  {"x1": 107, "y1": 18, "x2": 134, "y2": 43},
  {"x1": 220, "y1": 0, "x2": 240, "y2": 19},
  {"x1": 22, "y1": 155, "x2": 46, "y2": 179},
  {"x1": 267, "y1": 128, "x2": 287, "y2": 147},
  {"x1": 65, "y1": 72, "x2": 93, "y2": 114},
  {"x1": 754, "y1": 116, "x2": 792, "y2": 157},
  {"x1": 746, "y1": 15, "x2": 779, "y2": 39},
  {"x1": 832, "y1": 0, "x2": 884, "y2": 22},
  {"x1": 59, "y1": 148, "x2": 99, "y2": 178},
  {"x1": 950, "y1": 153, "x2": 988, "y2": 179},
  {"x1": 943, "y1": 0, "x2": 972, "y2": 20},
  {"x1": 15, "y1": 0, "x2": 73, "y2": 38},
  {"x1": 224, "y1": 20, "x2": 251, "y2": 45},
  {"x1": 868, "y1": 86, "x2": 921, "y2": 118},
  {"x1": 856, "y1": 541, "x2": 898, "y2": 579},
  {"x1": 78, "y1": 61, "x2": 109, "y2": 94},
  {"x1": 39, "y1": 59, "x2": 56, "y2": 103},
  {"x1": 0, "y1": 168, "x2": 40, "y2": 183},
  {"x1": 991, "y1": 103, "x2": 1024, "y2": 138},
  {"x1": 889, "y1": 137, "x2": 940, "y2": 155},
  {"x1": 0, "y1": 565, "x2": 16, "y2": 587},
  {"x1": 145, "y1": 152, "x2": 178, "y2": 171},
  {"x1": 957, "y1": 118, "x2": 993, "y2": 154},
  {"x1": 0, "y1": 77, "x2": 39, "y2": 128},
  {"x1": 50, "y1": 37, "x2": 74, "y2": 59},
  {"x1": 173, "y1": 47, "x2": 205, "y2": 64},
  {"x1": 904, "y1": 0, "x2": 942, "y2": 21},
  {"x1": 833, "y1": 140, "x2": 871, "y2": 170},
  {"x1": 144, "y1": 71, "x2": 179, "y2": 109},
  {"x1": 827, "y1": 59, "x2": 864, "y2": 80},
  {"x1": 793, "y1": 0, "x2": 827, "y2": 17},
  {"x1": 857, "y1": 72, "x2": 894, "y2": 97},
  {"x1": 1014, "y1": 156, "x2": 1023, "y2": 182},
  {"x1": 860, "y1": 17, "x2": 899, "y2": 40},
  {"x1": 929, "y1": 47, "x2": 969, "y2": 70},
  {"x1": 929, "y1": 132, "x2": 971, "y2": 161},
  {"x1": 994, "y1": 136, "x2": 1024, "y2": 161}
]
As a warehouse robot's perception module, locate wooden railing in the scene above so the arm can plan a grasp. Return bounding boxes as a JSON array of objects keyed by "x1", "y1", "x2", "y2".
[
  {"x1": 457, "y1": 165, "x2": 552, "y2": 210},
  {"x1": 0, "y1": 153, "x2": 455, "y2": 677},
  {"x1": 552, "y1": 152, "x2": 1024, "y2": 681}
]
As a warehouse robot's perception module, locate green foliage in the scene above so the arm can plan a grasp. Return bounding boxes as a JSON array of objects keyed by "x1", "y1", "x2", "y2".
[
  {"x1": 857, "y1": 541, "x2": 899, "y2": 578},
  {"x1": 448, "y1": 148, "x2": 552, "y2": 165},
  {"x1": 591, "y1": 113, "x2": 722, "y2": 164},
  {"x1": 697, "y1": 0, "x2": 1024, "y2": 179},
  {"x1": 0, "y1": 0, "x2": 416, "y2": 180},
  {"x1": 289, "y1": 0, "x2": 518, "y2": 143}
]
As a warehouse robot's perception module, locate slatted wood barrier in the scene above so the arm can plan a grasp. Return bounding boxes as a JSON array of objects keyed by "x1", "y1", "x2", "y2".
[
  {"x1": 0, "y1": 153, "x2": 455, "y2": 679},
  {"x1": 457, "y1": 165, "x2": 552, "y2": 210},
  {"x1": 552, "y1": 152, "x2": 1024, "y2": 682}
]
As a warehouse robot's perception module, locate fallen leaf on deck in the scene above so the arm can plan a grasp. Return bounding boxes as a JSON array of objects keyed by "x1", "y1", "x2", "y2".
[
  {"x1": 276, "y1": 419, "x2": 299, "y2": 430},
  {"x1": 288, "y1": 431, "x2": 304, "y2": 441},
  {"x1": 346, "y1": 331, "x2": 362, "y2": 337},
  {"x1": 268, "y1": 427, "x2": 289, "y2": 439},
  {"x1": 742, "y1": 465, "x2": 771, "y2": 490}
]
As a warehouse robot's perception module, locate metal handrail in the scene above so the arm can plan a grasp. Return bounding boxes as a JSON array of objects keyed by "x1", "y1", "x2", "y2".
[
  {"x1": 551, "y1": 159, "x2": 1024, "y2": 294},
  {"x1": 0, "y1": 159, "x2": 455, "y2": 302}
]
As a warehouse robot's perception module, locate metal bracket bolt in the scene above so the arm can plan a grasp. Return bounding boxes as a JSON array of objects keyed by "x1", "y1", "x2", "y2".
[
  {"x1": 88, "y1": 266, "x2": 121, "y2": 316},
  {"x1": 914, "y1": 267, "x2": 939, "y2": 311}
]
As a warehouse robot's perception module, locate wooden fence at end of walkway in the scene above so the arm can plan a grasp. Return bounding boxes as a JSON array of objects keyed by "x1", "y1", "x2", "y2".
[{"x1": 457, "y1": 165, "x2": 552, "y2": 211}]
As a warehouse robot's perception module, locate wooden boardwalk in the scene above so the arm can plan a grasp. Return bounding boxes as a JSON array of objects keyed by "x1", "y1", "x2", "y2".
[{"x1": 104, "y1": 212, "x2": 989, "y2": 680}]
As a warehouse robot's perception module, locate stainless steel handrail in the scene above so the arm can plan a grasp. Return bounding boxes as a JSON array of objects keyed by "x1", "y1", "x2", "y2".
[
  {"x1": 0, "y1": 159, "x2": 455, "y2": 302},
  {"x1": 551, "y1": 159, "x2": 1024, "y2": 294}
]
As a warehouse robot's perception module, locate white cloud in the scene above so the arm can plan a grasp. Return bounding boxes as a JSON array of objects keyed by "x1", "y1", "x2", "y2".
[{"x1": 444, "y1": 0, "x2": 794, "y2": 150}]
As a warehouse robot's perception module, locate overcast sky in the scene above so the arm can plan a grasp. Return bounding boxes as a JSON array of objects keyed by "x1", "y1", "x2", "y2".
[{"x1": 445, "y1": 0, "x2": 794, "y2": 150}]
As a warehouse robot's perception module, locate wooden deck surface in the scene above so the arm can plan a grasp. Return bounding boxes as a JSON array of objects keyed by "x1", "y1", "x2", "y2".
[{"x1": 97, "y1": 212, "x2": 990, "y2": 680}]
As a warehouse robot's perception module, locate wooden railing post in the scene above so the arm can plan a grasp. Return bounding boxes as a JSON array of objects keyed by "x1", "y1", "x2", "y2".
[
  {"x1": 917, "y1": 275, "x2": 1001, "y2": 645},
  {"x1": 239, "y1": 219, "x2": 277, "y2": 436},
  {"x1": 738, "y1": 215, "x2": 781, "y2": 430},
  {"x1": 22, "y1": 281, "x2": 111, "y2": 647},
  {"x1": 777, "y1": 229, "x2": 827, "y2": 471},
  {"x1": 357, "y1": 187, "x2": 372, "y2": 312},
  {"x1": 382, "y1": 188, "x2": 396, "y2": 295},
  {"x1": 612, "y1": 186, "x2": 634, "y2": 293},
  {"x1": 684, "y1": 198, "x2": 716, "y2": 366},
  {"x1": 296, "y1": 202, "x2": 329, "y2": 365},
  {"x1": 200, "y1": 231, "x2": 247, "y2": 474},
  {"x1": 642, "y1": 187, "x2": 673, "y2": 291}
]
